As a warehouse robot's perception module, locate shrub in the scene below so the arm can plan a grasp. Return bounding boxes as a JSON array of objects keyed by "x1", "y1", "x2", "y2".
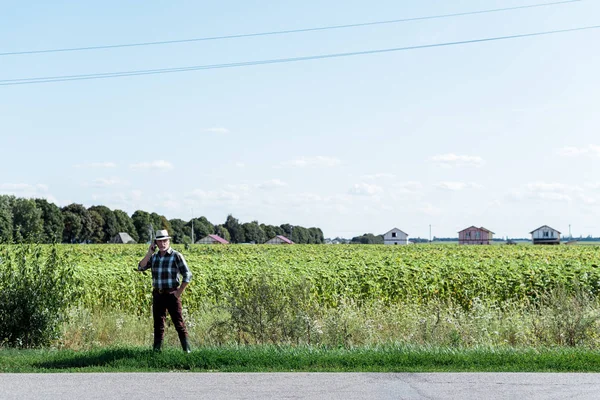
[{"x1": 0, "y1": 245, "x2": 80, "y2": 347}]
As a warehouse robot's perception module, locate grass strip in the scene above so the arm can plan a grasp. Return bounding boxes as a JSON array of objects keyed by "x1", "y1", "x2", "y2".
[{"x1": 1, "y1": 345, "x2": 600, "y2": 372}]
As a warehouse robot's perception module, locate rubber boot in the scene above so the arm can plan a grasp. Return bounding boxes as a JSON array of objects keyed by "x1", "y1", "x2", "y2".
[
  {"x1": 153, "y1": 340, "x2": 162, "y2": 352},
  {"x1": 180, "y1": 336, "x2": 191, "y2": 353}
]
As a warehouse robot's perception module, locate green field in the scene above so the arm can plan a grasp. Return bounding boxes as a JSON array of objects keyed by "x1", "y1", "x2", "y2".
[
  {"x1": 57, "y1": 243, "x2": 600, "y2": 314},
  {"x1": 2, "y1": 244, "x2": 600, "y2": 351}
]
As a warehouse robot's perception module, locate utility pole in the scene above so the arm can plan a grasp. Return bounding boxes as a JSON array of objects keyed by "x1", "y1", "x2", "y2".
[
  {"x1": 429, "y1": 224, "x2": 432, "y2": 243},
  {"x1": 191, "y1": 208, "x2": 194, "y2": 244},
  {"x1": 569, "y1": 224, "x2": 572, "y2": 239}
]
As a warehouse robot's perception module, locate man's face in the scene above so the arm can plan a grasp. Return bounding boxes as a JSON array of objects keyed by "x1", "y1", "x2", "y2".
[{"x1": 156, "y1": 238, "x2": 170, "y2": 251}]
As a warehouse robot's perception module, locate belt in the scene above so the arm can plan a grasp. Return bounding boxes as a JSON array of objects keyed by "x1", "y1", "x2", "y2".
[{"x1": 155, "y1": 288, "x2": 177, "y2": 294}]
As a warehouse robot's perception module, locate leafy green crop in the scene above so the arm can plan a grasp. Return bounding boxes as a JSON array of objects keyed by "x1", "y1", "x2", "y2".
[{"x1": 2, "y1": 244, "x2": 599, "y2": 316}]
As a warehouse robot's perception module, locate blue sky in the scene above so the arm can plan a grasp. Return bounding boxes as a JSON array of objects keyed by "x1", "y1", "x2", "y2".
[{"x1": 1, "y1": 0, "x2": 599, "y2": 238}]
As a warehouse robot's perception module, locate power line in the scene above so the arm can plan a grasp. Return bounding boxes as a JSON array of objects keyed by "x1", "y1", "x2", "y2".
[
  {"x1": 1, "y1": 24, "x2": 598, "y2": 86},
  {"x1": 0, "y1": 0, "x2": 583, "y2": 57}
]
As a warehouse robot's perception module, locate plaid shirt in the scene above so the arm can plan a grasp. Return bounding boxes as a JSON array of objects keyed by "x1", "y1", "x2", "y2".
[{"x1": 138, "y1": 247, "x2": 192, "y2": 289}]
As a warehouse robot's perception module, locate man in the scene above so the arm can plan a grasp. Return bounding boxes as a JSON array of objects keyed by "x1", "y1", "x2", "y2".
[{"x1": 138, "y1": 229, "x2": 192, "y2": 353}]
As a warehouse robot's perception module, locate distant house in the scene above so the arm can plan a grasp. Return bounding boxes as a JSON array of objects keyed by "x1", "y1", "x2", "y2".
[
  {"x1": 265, "y1": 235, "x2": 294, "y2": 244},
  {"x1": 530, "y1": 225, "x2": 561, "y2": 245},
  {"x1": 458, "y1": 226, "x2": 494, "y2": 245},
  {"x1": 196, "y1": 234, "x2": 229, "y2": 244},
  {"x1": 383, "y1": 228, "x2": 409, "y2": 245},
  {"x1": 111, "y1": 232, "x2": 137, "y2": 244}
]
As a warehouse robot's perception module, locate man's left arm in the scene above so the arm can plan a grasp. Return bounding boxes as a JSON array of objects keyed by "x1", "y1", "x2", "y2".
[{"x1": 175, "y1": 252, "x2": 192, "y2": 298}]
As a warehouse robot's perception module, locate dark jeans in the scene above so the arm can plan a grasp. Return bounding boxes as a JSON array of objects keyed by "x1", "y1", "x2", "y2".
[{"x1": 152, "y1": 289, "x2": 188, "y2": 344}]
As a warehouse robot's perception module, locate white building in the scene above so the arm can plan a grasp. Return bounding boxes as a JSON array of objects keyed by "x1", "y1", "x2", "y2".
[
  {"x1": 530, "y1": 225, "x2": 561, "y2": 245},
  {"x1": 383, "y1": 228, "x2": 409, "y2": 245}
]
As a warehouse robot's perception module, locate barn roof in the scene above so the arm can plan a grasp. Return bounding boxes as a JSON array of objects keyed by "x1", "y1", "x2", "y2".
[
  {"x1": 384, "y1": 227, "x2": 409, "y2": 236},
  {"x1": 112, "y1": 232, "x2": 136, "y2": 244},
  {"x1": 275, "y1": 235, "x2": 294, "y2": 244},
  {"x1": 458, "y1": 226, "x2": 495, "y2": 234},
  {"x1": 207, "y1": 234, "x2": 229, "y2": 244},
  {"x1": 529, "y1": 225, "x2": 561, "y2": 234}
]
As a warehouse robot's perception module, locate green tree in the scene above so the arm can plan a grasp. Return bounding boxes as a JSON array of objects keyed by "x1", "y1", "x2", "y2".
[
  {"x1": 113, "y1": 209, "x2": 138, "y2": 242},
  {"x1": 88, "y1": 210, "x2": 105, "y2": 244},
  {"x1": 280, "y1": 223, "x2": 293, "y2": 238},
  {"x1": 149, "y1": 213, "x2": 163, "y2": 233},
  {"x1": 62, "y1": 212, "x2": 82, "y2": 243},
  {"x1": 260, "y1": 224, "x2": 276, "y2": 241},
  {"x1": 291, "y1": 226, "x2": 309, "y2": 244},
  {"x1": 88, "y1": 205, "x2": 117, "y2": 243},
  {"x1": 224, "y1": 214, "x2": 244, "y2": 243},
  {"x1": 187, "y1": 216, "x2": 214, "y2": 242},
  {"x1": 132, "y1": 210, "x2": 151, "y2": 243},
  {"x1": 34, "y1": 199, "x2": 63, "y2": 243},
  {"x1": 169, "y1": 219, "x2": 186, "y2": 244},
  {"x1": 242, "y1": 221, "x2": 266, "y2": 244},
  {"x1": 350, "y1": 233, "x2": 384, "y2": 244},
  {"x1": 0, "y1": 195, "x2": 14, "y2": 243},
  {"x1": 308, "y1": 227, "x2": 324, "y2": 244},
  {"x1": 215, "y1": 225, "x2": 231, "y2": 242},
  {"x1": 12, "y1": 198, "x2": 43, "y2": 243},
  {"x1": 160, "y1": 215, "x2": 172, "y2": 236},
  {"x1": 61, "y1": 204, "x2": 93, "y2": 243}
]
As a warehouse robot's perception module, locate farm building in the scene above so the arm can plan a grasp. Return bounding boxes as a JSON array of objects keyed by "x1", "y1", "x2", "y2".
[
  {"x1": 530, "y1": 225, "x2": 561, "y2": 245},
  {"x1": 196, "y1": 234, "x2": 229, "y2": 244},
  {"x1": 458, "y1": 226, "x2": 494, "y2": 245},
  {"x1": 110, "y1": 232, "x2": 137, "y2": 244},
  {"x1": 383, "y1": 228, "x2": 409, "y2": 245},
  {"x1": 265, "y1": 235, "x2": 294, "y2": 244}
]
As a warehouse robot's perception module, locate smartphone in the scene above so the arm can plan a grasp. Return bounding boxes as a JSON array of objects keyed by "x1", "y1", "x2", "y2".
[{"x1": 152, "y1": 240, "x2": 158, "y2": 251}]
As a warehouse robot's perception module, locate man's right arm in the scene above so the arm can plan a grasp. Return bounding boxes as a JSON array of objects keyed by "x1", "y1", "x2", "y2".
[{"x1": 138, "y1": 244, "x2": 155, "y2": 271}]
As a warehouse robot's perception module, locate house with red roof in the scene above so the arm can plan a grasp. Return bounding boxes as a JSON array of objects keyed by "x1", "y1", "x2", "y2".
[
  {"x1": 265, "y1": 235, "x2": 294, "y2": 244},
  {"x1": 458, "y1": 226, "x2": 494, "y2": 245},
  {"x1": 196, "y1": 234, "x2": 229, "y2": 244}
]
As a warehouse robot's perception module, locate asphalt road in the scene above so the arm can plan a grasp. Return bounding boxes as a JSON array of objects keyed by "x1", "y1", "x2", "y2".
[{"x1": 2, "y1": 372, "x2": 600, "y2": 399}]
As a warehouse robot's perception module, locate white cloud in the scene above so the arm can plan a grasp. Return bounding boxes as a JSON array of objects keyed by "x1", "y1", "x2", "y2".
[
  {"x1": 235, "y1": 162, "x2": 246, "y2": 168},
  {"x1": 393, "y1": 181, "x2": 423, "y2": 194},
  {"x1": 190, "y1": 189, "x2": 242, "y2": 203},
  {"x1": 361, "y1": 173, "x2": 396, "y2": 180},
  {"x1": 279, "y1": 156, "x2": 341, "y2": 168},
  {"x1": 130, "y1": 190, "x2": 143, "y2": 200},
  {"x1": 525, "y1": 182, "x2": 581, "y2": 193},
  {"x1": 348, "y1": 183, "x2": 383, "y2": 196},
  {"x1": 509, "y1": 181, "x2": 587, "y2": 203},
  {"x1": 436, "y1": 181, "x2": 484, "y2": 191},
  {"x1": 256, "y1": 179, "x2": 287, "y2": 190},
  {"x1": 83, "y1": 177, "x2": 129, "y2": 188},
  {"x1": 0, "y1": 183, "x2": 59, "y2": 205},
  {"x1": 557, "y1": 146, "x2": 589, "y2": 157},
  {"x1": 225, "y1": 183, "x2": 252, "y2": 193},
  {"x1": 90, "y1": 190, "x2": 155, "y2": 212},
  {"x1": 430, "y1": 154, "x2": 485, "y2": 168},
  {"x1": 74, "y1": 162, "x2": 117, "y2": 168},
  {"x1": 0, "y1": 183, "x2": 34, "y2": 191},
  {"x1": 162, "y1": 200, "x2": 180, "y2": 209},
  {"x1": 557, "y1": 145, "x2": 600, "y2": 157},
  {"x1": 0, "y1": 183, "x2": 50, "y2": 196},
  {"x1": 130, "y1": 160, "x2": 174, "y2": 171},
  {"x1": 417, "y1": 203, "x2": 442, "y2": 216},
  {"x1": 203, "y1": 127, "x2": 230, "y2": 134}
]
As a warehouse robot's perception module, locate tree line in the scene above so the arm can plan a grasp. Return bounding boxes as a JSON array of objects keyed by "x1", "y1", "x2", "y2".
[{"x1": 0, "y1": 195, "x2": 324, "y2": 244}]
